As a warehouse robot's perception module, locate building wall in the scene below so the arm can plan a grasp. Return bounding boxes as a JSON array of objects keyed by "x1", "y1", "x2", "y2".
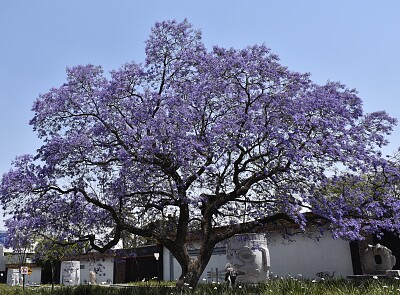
[
  {"x1": 6, "y1": 267, "x2": 42, "y2": 285},
  {"x1": 267, "y1": 233, "x2": 353, "y2": 279},
  {"x1": 163, "y1": 246, "x2": 227, "y2": 282},
  {"x1": 79, "y1": 257, "x2": 114, "y2": 284},
  {"x1": 113, "y1": 258, "x2": 126, "y2": 283},
  {"x1": 114, "y1": 245, "x2": 163, "y2": 282},
  {"x1": 60, "y1": 258, "x2": 114, "y2": 285},
  {"x1": 0, "y1": 246, "x2": 5, "y2": 272},
  {"x1": 163, "y1": 232, "x2": 354, "y2": 282}
]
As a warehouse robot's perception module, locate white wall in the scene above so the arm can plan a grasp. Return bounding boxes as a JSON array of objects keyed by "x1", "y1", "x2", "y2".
[
  {"x1": 60, "y1": 261, "x2": 80, "y2": 285},
  {"x1": 79, "y1": 257, "x2": 114, "y2": 284},
  {"x1": 0, "y1": 246, "x2": 5, "y2": 271},
  {"x1": 163, "y1": 245, "x2": 227, "y2": 283},
  {"x1": 163, "y1": 232, "x2": 354, "y2": 281},
  {"x1": 6, "y1": 267, "x2": 42, "y2": 285},
  {"x1": 267, "y1": 233, "x2": 353, "y2": 279},
  {"x1": 25, "y1": 267, "x2": 42, "y2": 285},
  {"x1": 60, "y1": 257, "x2": 114, "y2": 285}
]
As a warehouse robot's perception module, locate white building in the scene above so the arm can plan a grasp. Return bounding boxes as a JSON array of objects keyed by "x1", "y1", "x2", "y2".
[
  {"x1": 55, "y1": 229, "x2": 362, "y2": 284},
  {"x1": 60, "y1": 254, "x2": 115, "y2": 285},
  {"x1": 163, "y1": 231, "x2": 354, "y2": 282}
]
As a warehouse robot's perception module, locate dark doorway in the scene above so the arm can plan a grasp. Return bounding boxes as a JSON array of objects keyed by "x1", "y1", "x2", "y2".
[
  {"x1": 40, "y1": 261, "x2": 61, "y2": 284},
  {"x1": 114, "y1": 259, "x2": 127, "y2": 283},
  {"x1": 349, "y1": 241, "x2": 362, "y2": 275},
  {"x1": 115, "y1": 244, "x2": 163, "y2": 283},
  {"x1": 0, "y1": 271, "x2": 6, "y2": 284},
  {"x1": 125, "y1": 255, "x2": 162, "y2": 282},
  {"x1": 373, "y1": 231, "x2": 400, "y2": 269}
]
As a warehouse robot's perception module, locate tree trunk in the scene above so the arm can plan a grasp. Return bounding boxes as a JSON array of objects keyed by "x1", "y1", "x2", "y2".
[
  {"x1": 174, "y1": 240, "x2": 216, "y2": 291},
  {"x1": 176, "y1": 260, "x2": 204, "y2": 290},
  {"x1": 51, "y1": 261, "x2": 55, "y2": 291}
]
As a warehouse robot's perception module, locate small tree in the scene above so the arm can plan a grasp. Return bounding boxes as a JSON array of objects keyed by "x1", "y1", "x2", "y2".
[
  {"x1": 4, "y1": 219, "x2": 36, "y2": 286},
  {"x1": 34, "y1": 238, "x2": 86, "y2": 289},
  {"x1": 1, "y1": 19, "x2": 398, "y2": 288}
]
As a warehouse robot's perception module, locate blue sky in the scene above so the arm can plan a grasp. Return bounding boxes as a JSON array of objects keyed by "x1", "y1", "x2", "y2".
[{"x1": 1, "y1": 1, "x2": 400, "y2": 227}]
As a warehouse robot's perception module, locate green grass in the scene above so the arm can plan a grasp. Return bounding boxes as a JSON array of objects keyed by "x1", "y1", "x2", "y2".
[{"x1": 2, "y1": 278, "x2": 400, "y2": 294}]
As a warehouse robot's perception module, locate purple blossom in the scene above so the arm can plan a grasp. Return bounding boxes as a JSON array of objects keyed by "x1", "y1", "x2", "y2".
[{"x1": 0, "y1": 19, "x2": 398, "y2": 288}]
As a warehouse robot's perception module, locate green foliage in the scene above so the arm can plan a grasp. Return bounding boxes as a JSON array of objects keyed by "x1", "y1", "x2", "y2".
[
  {"x1": 34, "y1": 238, "x2": 86, "y2": 266},
  {"x1": 2, "y1": 278, "x2": 400, "y2": 294}
]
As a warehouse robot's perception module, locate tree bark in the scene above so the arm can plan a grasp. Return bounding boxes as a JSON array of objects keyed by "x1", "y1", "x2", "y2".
[
  {"x1": 51, "y1": 261, "x2": 55, "y2": 291},
  {"x1": 176, "y1": 259, "x2": 207, "y2": 290},
  {"x1": 174, "y1": 238, "x2": 217, "y2": 290}
]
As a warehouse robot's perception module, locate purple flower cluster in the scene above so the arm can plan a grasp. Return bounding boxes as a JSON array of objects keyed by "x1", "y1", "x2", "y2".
[{"x1": 0, "y1": 19, "x2": 398, "y2": 287}]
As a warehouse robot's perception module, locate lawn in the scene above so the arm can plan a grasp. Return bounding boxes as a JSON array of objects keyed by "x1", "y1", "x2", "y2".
[{"x1": 2, "y1": 278, "x2": 400, "y2": 294}]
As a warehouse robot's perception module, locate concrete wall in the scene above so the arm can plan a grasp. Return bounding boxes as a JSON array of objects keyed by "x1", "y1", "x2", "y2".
[
  {"x1": 267, "y1": 233, "x2": 353, "y2": 279},
  {"x1": 60, "y1": 257, "x2": 114, "y2": 285},
  {"x1": 79, "y1": 257, "x2": 114, "y2": 284},
  {"x1": 6, "y1": 267, "x2": 42, "y2": 285},
  {"x1": 0, "y1": 246, "x2": 5, "y2": 272},
  {"x1": 163, "y1": 245, "x2": 227, "y2": 282},
  {"x1": 60, "y1": 261, "x2": 80, "y2": 285},
  {"x1": 163, "y1": 232, "x2": 354, "y2": 281}
]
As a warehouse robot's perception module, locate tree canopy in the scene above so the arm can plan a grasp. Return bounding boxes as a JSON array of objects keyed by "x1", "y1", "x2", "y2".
[{"x1": 1, "y1": 19, "x2": 398, "y2": 287}]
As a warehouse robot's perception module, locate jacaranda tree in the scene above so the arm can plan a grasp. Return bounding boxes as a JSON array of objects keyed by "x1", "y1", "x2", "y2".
[{"x1": 1, "y1": 19, "x2": 399, "y2": 288}]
